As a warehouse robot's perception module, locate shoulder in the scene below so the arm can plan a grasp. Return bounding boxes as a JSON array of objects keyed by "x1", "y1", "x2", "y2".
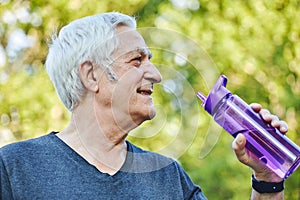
[
  {"x1": 125, "y1": 142, "x2": 206, "y2": 199},
  {"x1": 126, "y1": 140, "x2": 175, "y2": 162},
  {"x1": 0, "y1": 132, "x2": 55, "y2": 162},
  {"x1": 125, "y1": 141, "x2": 180, "y2": 173}
]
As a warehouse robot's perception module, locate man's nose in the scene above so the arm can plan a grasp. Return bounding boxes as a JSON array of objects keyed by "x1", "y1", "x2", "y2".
[{"x1": 143, "y1": 62, "x2": 162, "y2": 83}]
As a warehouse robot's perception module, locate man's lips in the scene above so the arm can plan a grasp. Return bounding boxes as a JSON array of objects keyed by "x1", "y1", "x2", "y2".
[{"x1": 136, "y1": 87, "x2": 153, "y2": 95}]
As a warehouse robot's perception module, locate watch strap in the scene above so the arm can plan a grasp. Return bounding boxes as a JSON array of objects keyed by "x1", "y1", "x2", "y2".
[{"x1": 252, "y1": 174, "x2": 284, "y2": 193}]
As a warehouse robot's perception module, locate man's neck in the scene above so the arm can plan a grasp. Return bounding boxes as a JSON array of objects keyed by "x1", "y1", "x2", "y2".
[{"x1": 56, "y1": 116, "x2": 128, "y2": 176}]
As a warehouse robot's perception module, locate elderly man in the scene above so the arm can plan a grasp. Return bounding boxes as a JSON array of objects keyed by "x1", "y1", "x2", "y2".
[{"x1": 0, "y1": 12, "x2": 287, "y2": 199}]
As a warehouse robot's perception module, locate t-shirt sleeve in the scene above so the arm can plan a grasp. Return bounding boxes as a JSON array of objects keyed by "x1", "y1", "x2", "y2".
[
  {"x1": 174, "y1": 161, "x2": 208, "y2": 200},
  {"x1": 0, "y1": 150, "x2": 14, "y2": 199}
]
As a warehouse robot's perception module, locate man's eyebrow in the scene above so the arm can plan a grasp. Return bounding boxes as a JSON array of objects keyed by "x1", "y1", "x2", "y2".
[
  {"x1": 125, "y1": 48, "x2": 152, "y2": 58},
  {"x1": 137, "y1": 47, "x2": 152, "y2": 59}
]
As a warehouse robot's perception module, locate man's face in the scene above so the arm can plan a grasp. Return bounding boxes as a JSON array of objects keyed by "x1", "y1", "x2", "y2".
[{"x1": 95, "y1": 25, "x2": 162, "y2": 131}]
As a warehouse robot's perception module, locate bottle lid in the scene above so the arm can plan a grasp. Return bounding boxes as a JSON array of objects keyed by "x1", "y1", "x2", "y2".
[{"x1": 198, "y1": 75, "x2": 231, "y2": 115}]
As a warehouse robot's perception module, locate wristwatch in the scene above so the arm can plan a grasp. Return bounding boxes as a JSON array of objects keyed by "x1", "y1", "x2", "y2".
[{"x1": 252, "y1": 174, "x2": 284, "y2": 193}]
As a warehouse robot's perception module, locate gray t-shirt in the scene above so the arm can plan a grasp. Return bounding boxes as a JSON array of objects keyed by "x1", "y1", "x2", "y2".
[{"x1": 0, "y1": 132, "x2": 207, "y2": 199}]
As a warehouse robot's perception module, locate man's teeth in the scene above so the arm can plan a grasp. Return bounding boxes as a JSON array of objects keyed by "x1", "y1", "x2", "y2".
[
  {"x1": 140, "y1": 91, "x2": 148, "y2": 95},
  {"x1": 137, "y1": 87, "x2": 153, "y2": 95}
]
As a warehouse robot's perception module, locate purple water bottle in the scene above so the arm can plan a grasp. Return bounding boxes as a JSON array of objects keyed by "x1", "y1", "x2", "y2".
[{"x1": 197, "y1": 75, "x2": 300, "y2": 179}]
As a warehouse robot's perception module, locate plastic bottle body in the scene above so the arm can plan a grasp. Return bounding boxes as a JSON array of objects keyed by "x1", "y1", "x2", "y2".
[{"x1": 212, "y1": 94, "x2": 300, "y2": 179}]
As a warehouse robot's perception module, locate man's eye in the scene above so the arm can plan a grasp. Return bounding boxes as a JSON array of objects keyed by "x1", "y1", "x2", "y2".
[
  {"x1": 130, "y1": 56, "x2": 142, "y2": 67},
  {"x1": 132, "y1": 56, "x2": 142, "y2": 62}
]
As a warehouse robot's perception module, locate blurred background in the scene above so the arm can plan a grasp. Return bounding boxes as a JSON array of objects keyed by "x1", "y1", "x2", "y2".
[{"x1": 0, "y1": 0, "x2": 299, "y2": 199}]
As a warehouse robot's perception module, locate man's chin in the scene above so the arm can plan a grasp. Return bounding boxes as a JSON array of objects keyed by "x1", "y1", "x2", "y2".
[
  {"x1": 148, "y1": 108, "x2": 156, "y2": 120},
  {"x1": 132, "y1": 109, "x2": 156, "y2": 125}
]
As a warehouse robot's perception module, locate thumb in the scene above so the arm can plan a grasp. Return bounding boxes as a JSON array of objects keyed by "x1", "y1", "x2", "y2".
[{"x1": 232, "y1": 134, "x2": 250, "y2": 165}]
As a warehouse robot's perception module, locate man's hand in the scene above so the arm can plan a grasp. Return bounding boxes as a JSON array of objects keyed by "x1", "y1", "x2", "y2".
[
  {"x1": 231, "y1": 103, "x2": 288, "y2": 182},
  {"x1": 232, "y1": 103, "x2": 287, "y2": 199}
]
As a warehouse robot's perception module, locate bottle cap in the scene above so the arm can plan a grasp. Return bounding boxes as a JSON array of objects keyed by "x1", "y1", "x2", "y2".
[{"x1": 198, "y1": 75, "x2": 231, "y2": 115}]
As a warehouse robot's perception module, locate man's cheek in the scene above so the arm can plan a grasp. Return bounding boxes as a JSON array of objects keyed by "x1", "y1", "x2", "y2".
[{"x1": 116, "y1": 68, "x2": 143, "y2": 91}]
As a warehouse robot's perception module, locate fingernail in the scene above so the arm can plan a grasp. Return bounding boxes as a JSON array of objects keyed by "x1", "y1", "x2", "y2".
[
  {"x1": 264, "y1": 114, "x2": 271, "y2": 119},
  {"x1": 281, "y1": 127, "x2": 287, "y2": 132},
  {"x1": 271, "y1": 120, "x2": 279, "y2": 126},
  {"x1": 237, "y1": 137, "x2": 243, "y2": 144}
]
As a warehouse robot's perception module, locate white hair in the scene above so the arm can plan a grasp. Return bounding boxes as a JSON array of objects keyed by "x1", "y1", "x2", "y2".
[{"x1": 45, "y1": 12, "x2": 136, "y2": 111}]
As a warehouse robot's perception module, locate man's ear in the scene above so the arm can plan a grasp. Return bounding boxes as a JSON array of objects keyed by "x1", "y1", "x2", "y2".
[{"x1": 78, "y1": 61, "x2": 99, "y2": 92}]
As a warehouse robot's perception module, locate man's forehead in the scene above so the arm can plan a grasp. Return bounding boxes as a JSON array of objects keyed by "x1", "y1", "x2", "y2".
[{"x1": 114, "y1": 27, "x2": 151, "y2": 57}]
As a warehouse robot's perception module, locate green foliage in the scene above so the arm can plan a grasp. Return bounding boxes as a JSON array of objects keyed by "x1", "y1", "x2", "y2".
[
  {"x1": 0, "y1": 69, "x2": 69, "y2": 143},
  {"x1": 0, "y1": 0, "x2": 299, "y2": 199}
]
